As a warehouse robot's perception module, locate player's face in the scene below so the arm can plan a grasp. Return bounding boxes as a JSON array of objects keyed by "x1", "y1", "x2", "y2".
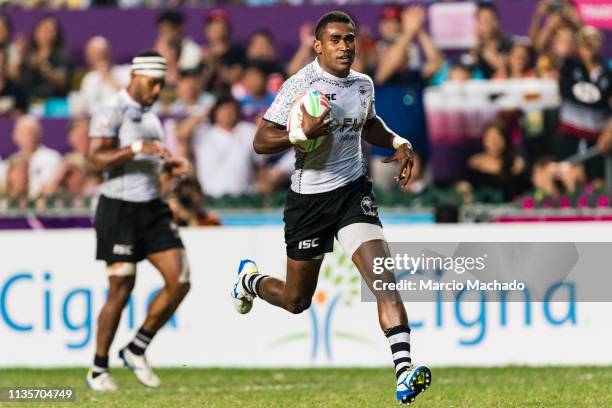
[
  {"x1": 134, "y1": 75, "x2": 165, "y2": 107},
  {"x1": 315, "y1": 22, "x2": 356, "y2": 77}
]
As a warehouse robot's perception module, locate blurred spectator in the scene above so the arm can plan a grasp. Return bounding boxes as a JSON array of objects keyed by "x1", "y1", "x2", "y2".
[
  {"x1": 234, "y1": 60, "x2": 276, "y2": 122},
  {"x1": 493, "y1": 37, "x2": 536, "y2": 80},
  {"x1": 557, "y1": 26, "x2": 612, "y2": 178},
  {"x1": 215, "y1": 47, "x2": 246, "y2": 96},
  {"x1": 531, "y1": 156, "x2": 586, "y2": 197},
  {"x1": 155, "y1": 67, "x2": 215, "y2": 116},
  {"x1": 185, "y1": 96, "x2": 261, "y2": 197},
  {"x1": 11, "y1": 115, "x2": 61, "y2": 197},
  {"x1": 2, "y1": 154, "x2": 29, "y2": 206},
  {"x1": 370, "y1": 6, "x2": 443, "y2": 191},
  {"x1": 431, "y1": 60, "x2": 484, "y2": 85},
  {"x1": 246, "y1": 29, "x2": 282, "y2": 75},
  {"x1": 0, "y1": 13, "x2": 20, "y2": 71},
  {"x1": 287, "y1": 23, "x2": 315, "y2": 77},
  {"x1": 468, "y1": 3, "x2": 512, "y2": 79},
  {"x1": 155, "y1": 35, "x2": 181, "y2": 87},
  {"x1": 246, "y1": 29, "x2": 285, "y2": 93},
  {"x1": 41, "y1": 118, "x2": 99, "y2": 197},
  {"x1": 12, "y1": 15, "x2": 73, "y2": 99},
  {"x1": 255, "y1": 150, "x2": 294, "y2": 194},
  {"x1": 0, "y1": 46, "x2": 27, "y2": 115},
  {"x1": 530, "y1": 0, "x2": 582, "y2": 57},
  {"x1": 201, "y1": 9, "x2": 242, "y2": 92},
  {"x1": 0, "y1": 14, "x2": 12, "y2": 49},
  {"x1": 466, "y1": 122, "x2": 529, "y2": 200},
  {"x1": 77, "y1": 36, "x2": 129, "y2": 115},
  {"x1": 168, "y1": 177, "x2": 221, "y2": 227},
  {"x1": 155, "y1": 9, "x2": 201, "y2": 71}
]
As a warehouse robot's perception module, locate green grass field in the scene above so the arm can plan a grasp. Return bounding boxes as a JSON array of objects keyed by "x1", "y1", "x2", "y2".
[{"x1": 1, "y1": 367, "x2": 611, "y2": 407}]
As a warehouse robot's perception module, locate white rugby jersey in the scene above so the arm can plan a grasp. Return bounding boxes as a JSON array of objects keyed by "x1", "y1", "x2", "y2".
[
  {"x1": 263, "y1": 58, "x2": 376, "y2": 194},
  {"x1": 89, "y1": 89, "x2": 164, "y2": 202}
]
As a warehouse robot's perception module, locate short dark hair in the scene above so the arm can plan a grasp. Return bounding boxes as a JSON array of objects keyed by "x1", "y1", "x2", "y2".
[
  {"x1": 156, "y1": 9, "x2": 185, "y2": 26},
  {"x1": 210, "y1": 94, "x2": 241, "y2": 124},
  {"x1": 314, "y1": 11, "x2": 356, "y2": 40},
  {"x1": 135, "y1": 49, "x2": 163, "y2": 59},
  {"x1": 248, "y1": 29, "x2": 275, "y2": 46},
  {"x1": 476, "y1": 2, "x2": 499, "y2": 17}
]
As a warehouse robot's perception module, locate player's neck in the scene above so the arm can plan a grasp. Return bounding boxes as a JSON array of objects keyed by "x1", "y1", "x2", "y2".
[
  {"x1": 316, "y1": 58, "x2": 350, "y2": 79},
  {"x1": 124, "y1": 86, "x2": 145, "y2": 108}
]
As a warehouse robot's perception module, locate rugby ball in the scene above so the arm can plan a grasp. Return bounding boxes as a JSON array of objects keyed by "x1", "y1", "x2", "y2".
[{"x1": 287, "y1": 90, "x2": 331, "y2": 152}]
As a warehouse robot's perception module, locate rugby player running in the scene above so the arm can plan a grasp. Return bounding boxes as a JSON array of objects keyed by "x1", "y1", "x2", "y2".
[{"x1": 231, "y1": 12, "x2": 431, "y2": 405}]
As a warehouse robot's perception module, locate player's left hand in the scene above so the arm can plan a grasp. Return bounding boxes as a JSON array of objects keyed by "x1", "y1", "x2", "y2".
[
  {"x1": 164, "y1": 157, "x2": 193, "y2": 177},
  {"x1": 382, "y1": 144, "x2": 414, "y2": 192}
]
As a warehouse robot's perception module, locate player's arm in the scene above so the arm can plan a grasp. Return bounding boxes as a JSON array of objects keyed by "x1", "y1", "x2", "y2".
[
  {"x1": 88, "y1": 137, "x2": 170, "y2": 172},
  {"x1": 362, "y1": 115, "x2": 415, "y2": 191},
  {"x1": 253, "y1": 104, "x2": 331, "y2": 154}
]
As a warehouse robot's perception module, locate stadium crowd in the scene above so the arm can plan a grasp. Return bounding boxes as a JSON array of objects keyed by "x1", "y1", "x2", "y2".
[{"x1": 0, "y1": 1, "x2": 611, "y2": 221}]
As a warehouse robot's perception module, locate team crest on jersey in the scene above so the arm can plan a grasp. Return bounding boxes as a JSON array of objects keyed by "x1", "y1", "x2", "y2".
[
  {"x1": 358, "y1": 85, "x2": 368, "y2": 109},
  {"x1": 361, "y1": 196, "x2": 378, "y2": 217}
]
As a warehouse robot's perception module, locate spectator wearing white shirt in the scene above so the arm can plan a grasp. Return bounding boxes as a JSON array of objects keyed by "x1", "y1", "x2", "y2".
[
  {"x1": 189, "y1": 96, "x2": 262, "y2": 197},
  {"x1": 11, "y1": 115, "x2": 61, "y2": 197},
  {"x1": 77, "y1": 36, "x2": 130, "y2": 115}
]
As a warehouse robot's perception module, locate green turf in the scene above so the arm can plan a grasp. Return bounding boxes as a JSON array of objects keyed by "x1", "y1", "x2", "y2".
[{"x1": 0, "y1": 367, "x2": 611, "y2": 407}]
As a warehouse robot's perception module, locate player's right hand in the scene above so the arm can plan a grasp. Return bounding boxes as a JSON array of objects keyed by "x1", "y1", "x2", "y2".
[
  {"x1": 300, "y1": 101, "x2": 331, "y2": 140},
  {"x1": 141, "y1": 140, "x2": 171, "y2": 159}
]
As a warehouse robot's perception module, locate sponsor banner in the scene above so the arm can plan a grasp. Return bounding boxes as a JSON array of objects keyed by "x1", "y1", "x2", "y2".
[
  {"x1": 1, "y1": 224, "x2": 612, "y2": 367},
  {"x1": 577, "y1": 0, "x2": 612, "y2": 30}
]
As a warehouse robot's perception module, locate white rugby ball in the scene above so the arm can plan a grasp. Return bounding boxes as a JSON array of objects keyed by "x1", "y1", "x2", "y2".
[{"x1": 287, "y1": 90, "x2": 330, "y2": 152}]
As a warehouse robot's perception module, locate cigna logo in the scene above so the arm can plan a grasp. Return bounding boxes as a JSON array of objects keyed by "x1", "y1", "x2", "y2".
[
  {"x1": 268, "y1": 248, "x2": 373, "y2": 361},
  {"x1": 0, "y1": 272, "x2": 176, "y2": 349}
]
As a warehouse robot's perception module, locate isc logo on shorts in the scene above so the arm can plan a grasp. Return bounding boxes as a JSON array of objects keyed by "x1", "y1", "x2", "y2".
[
  {"x1": 113, "y1": 244, "x2": 134, "y2": 255},
  {"x1": 298, "y1": 238, "x2": 319, "y2": 250}
]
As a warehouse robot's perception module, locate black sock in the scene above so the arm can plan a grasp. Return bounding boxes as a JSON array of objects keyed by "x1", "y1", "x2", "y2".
[
  {"x1": 242, "y1": 273, "x2": 267, "y2": 297},
  {"x1": 92, "y1": 354, "x2": 108, "y2": 378},
  {"x1": 385, "y1": 325, "x2": 412, "y2": 379},
  {"x1": 127, "y1": 328, "x2": 156, "y2": 355}
]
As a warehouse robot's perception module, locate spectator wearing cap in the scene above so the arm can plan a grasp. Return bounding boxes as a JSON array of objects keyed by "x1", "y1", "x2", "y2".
[
  {"x1": 371, "y1": 6, "x2": 443, "y2": 191},
  {"x1": 155, "y1": 9, "x2": 202, "y2": 72},
  {"x1": 557, "y1": 26, "x2": 612, "y2": 178},
  {"x1": 234, "y1": 60, "x2": 276, "y2": 123},
  {"x1": 12, "y1": 15, "x2": 73, "y2": 100},
  {"x1": 0, "y1": 46, "x2": 27, "y2": 115},
  {"x1": 10, "y1": 115, "x2": 61, "y2": 198},
  {"x1": 77, "y1": 36, "x2": 130, "y2": 115},
  {"x1": 201, "y1": 10, "x2": 244, "y2": 93}
]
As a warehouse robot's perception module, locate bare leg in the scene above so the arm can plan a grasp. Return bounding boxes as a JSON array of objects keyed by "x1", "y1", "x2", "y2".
[
  {"x1": 140, "y1": 248, "x2": 190, "y2": 333},
  {"x1": 257, "y1": 257, "x2": 324, "y2": 314},
  {"x1": 95, "y1": 272, "x2": 135, "y2": 357},
  {"x1": 351, "y1": 240, "x2": 407, "y2": 331}
]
